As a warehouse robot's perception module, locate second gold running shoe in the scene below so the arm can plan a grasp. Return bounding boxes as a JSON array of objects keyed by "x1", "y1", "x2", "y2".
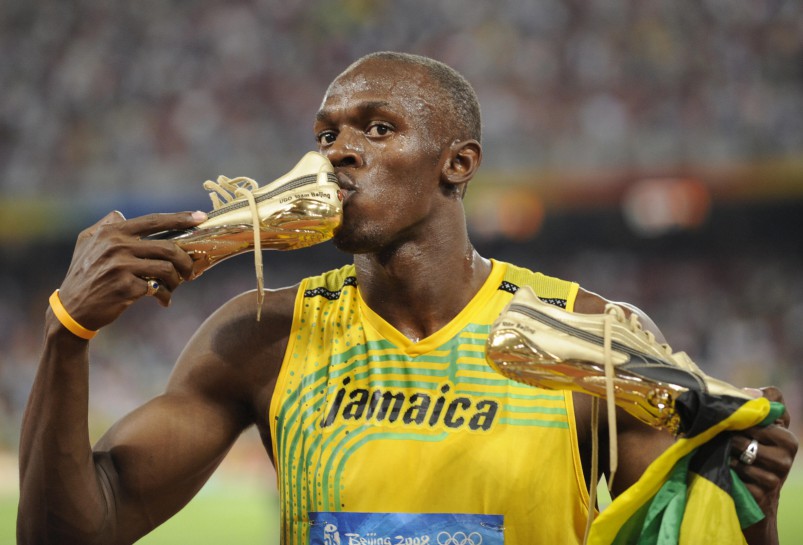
[{"x1": 485, "y1": 285, "x2": 752, "y2": 435}]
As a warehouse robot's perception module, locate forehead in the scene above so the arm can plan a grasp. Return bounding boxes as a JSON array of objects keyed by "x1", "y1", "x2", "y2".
[{"x1": 318, "y1": 60, "x2": 440, "y2": 119}]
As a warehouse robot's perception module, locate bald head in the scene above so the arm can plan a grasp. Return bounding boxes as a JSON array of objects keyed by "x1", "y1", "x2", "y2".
[{"x1": 334, "y1": 52, "x2": 482, "y2": 145}]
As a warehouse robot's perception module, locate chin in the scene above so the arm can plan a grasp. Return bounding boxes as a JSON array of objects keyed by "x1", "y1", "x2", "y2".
[
  {"x1": 332, "y1": 227, "x2": 384, "y2": 256},
  {"x1": 333, "y1": 240, "x2": 374, "y2": 256},
  {"x1": 332, "y1": 231, "x2": 366, "y2": 255}
]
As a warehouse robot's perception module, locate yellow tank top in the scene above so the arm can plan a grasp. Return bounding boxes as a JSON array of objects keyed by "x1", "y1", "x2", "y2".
[{"x1": 269, "y1": 259, "x2": 590, "y2": 544}]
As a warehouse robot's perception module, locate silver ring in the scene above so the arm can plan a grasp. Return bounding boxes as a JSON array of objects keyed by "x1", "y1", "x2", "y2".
[
  {"x1": 144, "y1": 278, "x2": 160, "y2": 297},
  {"x1": 739, "y1": 439, "x2": 759, "y2": 466}
]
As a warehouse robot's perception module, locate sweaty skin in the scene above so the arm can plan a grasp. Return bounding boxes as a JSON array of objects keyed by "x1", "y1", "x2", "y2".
[{"x1": 18, "y1": 55, "x2": 797, "y2": 545}]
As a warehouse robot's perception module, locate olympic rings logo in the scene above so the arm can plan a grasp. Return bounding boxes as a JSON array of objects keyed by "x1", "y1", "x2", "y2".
[{"x1": 436, "y1": 532, "x2": 483, "y2": 545}]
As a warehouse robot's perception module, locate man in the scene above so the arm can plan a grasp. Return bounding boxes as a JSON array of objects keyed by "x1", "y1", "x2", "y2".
[{"x1": 18, "y1": 52, "x2": 797, "y2": 544}]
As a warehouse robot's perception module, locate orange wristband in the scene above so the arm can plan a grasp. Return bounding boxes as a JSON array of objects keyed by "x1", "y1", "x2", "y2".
[{"x1": 49, "y1": 290, "x2": 98, "y2": 340}]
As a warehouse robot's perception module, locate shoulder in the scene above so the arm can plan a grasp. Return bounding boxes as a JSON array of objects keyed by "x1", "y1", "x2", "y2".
[
  {"x1": 165, "y1": 284, "x2": 300, "y2": 426},
  {"x1": 495, "y1": 260, "x2": 579, "y2": 307}
]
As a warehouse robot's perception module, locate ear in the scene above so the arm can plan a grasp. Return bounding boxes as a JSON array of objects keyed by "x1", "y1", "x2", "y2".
[{"x1": 441, "y1": 139, "x2": 482, "y2": 190}]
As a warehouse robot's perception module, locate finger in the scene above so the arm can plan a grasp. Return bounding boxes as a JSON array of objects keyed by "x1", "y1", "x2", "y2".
[
  {"x1": 760, "y1": 386, "x2": 791, "y2": 428},
  {"x1": 730, "y1": 429, "x2": 797, "y2": 478},
  {"x1": 154, "y1": 289, "x2": 171, "y2": 307},
  {"x1": 131, "y1": 238, "x2": 197, "y2": 282},
  {"x1": 730, "y1": 435, "x2": 760, "y2": 470},
  {"x1": 139, "y1": 276, "x2": 173, "y2": 308},
  {"x1": 731, "y1": 441, "x2": 785, "y2": 476},
  {"x1": 730, "y1": 463, "x2": 781, "y2": 511},
  {"x1": 118, "y1": 211, "x2": 208, "y2": 238},
  {"x1": 760, "y1": 386, "x2": 784, "y2": 404},
  {"x1": 736, "y1": 425, "x2": 798, "y2": 449},
  {"x1": 79, "y1": 210, "x2": 126, "y2": 240},
  {"x1": 99, "y1": 210, "x2": 126, "y2": 225},
  {"x1": 131, "y1": 258, "x2": 185, "y2": 293}
]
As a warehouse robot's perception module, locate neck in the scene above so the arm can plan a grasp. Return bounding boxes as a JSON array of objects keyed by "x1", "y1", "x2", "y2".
[{"x1": 354, "y1": 240, "x2": 492, "y2": 342}]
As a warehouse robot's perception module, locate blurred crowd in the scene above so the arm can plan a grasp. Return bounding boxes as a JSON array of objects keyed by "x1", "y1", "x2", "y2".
[
  {"x1": 2, "y1": 0, "x2": 803, "y2": 449},
  {"x1": 1, "y1": 0, "x2": 801, "y2": 204}
]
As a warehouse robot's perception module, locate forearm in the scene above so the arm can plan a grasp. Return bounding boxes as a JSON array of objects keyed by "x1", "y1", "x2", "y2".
[{"x1": 18, "y1": 311, "x2": 114, "y2": 544}]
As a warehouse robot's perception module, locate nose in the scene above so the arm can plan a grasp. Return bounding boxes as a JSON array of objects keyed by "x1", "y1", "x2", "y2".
[{"x1": 323, "y1": 129, "x2": 363, "y2": 169}]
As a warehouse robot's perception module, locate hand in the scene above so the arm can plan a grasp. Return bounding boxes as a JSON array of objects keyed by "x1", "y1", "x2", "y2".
[
  {"x1": 55, "y1": 210, "x2": 207, "y2": 331},
  {"x1": 730, "y1": 387, "x2": 798, "y2": 517}
]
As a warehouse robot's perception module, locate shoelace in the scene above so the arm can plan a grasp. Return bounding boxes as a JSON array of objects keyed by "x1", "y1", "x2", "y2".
[
  {"x1": 583, "y1": 304, "x2": 674, "y2": 545},
  {"x1": 603, "y1": 305, "x2": 621, "y2": 492},
  {"x1": 203, "y1": 175, "x2": 266, "y2": 320}
]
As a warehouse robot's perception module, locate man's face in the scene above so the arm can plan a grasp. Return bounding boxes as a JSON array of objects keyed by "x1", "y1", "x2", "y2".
[{"x1": 313, "y1": 59, "x2": 451, "y2": 255}]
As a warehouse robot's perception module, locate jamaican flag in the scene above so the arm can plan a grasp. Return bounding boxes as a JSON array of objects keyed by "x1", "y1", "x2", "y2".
[{"x1": 588, "y1": 393, "x2": 784, "y2": 545}]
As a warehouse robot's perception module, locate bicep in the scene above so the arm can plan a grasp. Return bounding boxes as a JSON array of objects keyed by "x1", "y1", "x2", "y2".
[
  {"x1": 608, "y1": 408, "x2": 676, "y2": 497},
  {"x1": 93, "y1": 379, "x2": 246, "y2": 540},
  {"x1": 91, "y1": 294, "x2": 271, "y2": 541},
  {"x1": 90, "y1": 287, "x2": 293, "y2": 541}
]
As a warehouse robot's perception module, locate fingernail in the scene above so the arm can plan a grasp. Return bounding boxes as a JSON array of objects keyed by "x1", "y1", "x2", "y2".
[
  {"x1": 744, "y1": 387, "x2": 763, "y2": 398},
  {"x1": 191, "y1": 211, "x2": 208, "y2": 221}
]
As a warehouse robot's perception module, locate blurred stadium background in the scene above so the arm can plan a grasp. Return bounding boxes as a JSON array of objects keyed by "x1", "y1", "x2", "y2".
[{"x1": 1, "y1": 0, "x2": 802, "y2": 543}]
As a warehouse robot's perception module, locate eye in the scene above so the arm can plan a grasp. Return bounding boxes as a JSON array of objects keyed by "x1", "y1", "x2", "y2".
[
  {"x1": 316, "y1": 130, "x2": 337, "y2": 146},
  {"x1": 366, "y1": 122, "x2": 393, "y2": 137}
]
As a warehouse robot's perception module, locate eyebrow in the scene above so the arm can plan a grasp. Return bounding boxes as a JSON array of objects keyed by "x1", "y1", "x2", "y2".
[{"x1": 315, "y1": 100, "x2": 394, "y2": 123}]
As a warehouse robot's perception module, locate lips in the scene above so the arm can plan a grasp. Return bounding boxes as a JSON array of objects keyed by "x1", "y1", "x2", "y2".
[{"x1": 335, "y1": 172, "x2": 356, "y2": 202}]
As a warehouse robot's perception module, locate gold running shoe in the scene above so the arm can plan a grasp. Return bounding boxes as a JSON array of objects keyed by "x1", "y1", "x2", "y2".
[
  {"x1": 151, "y1": 151, "x2": 342, "y2": 317},
  {"x1": 486, "y1": 285, "x2": 752, "y2": 435}
]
